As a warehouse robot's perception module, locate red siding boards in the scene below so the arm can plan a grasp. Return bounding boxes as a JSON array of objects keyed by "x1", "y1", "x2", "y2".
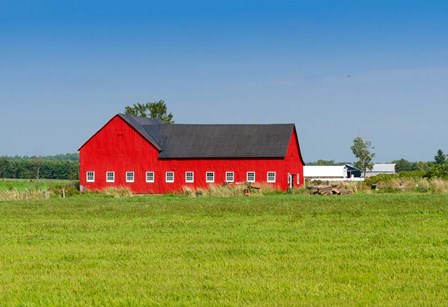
[{"x1": 79, "y1": 115, "x2": 305, "y2": 193}]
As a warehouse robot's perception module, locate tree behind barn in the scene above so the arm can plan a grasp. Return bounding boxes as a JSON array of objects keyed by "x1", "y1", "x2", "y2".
[
  {"x1": 124, "y1": 100, "x2": 174, "y2": 123},
  {"x1": 351, "y1": 136, "x2": 375, "y2": 177}
]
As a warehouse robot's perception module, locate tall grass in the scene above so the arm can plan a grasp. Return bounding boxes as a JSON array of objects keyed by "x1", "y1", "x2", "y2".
[
  {"x1": 359, "y1": 176, "x2": 448, "y2": 193},
  {"x1": 182, "y1": 183, "x2": 280, "y2": 197},
  {"x1": 104, "y1": 187, "x2": 133, "y2": 198},
  {"x1": 429, "y1": 178, "x2": 448, "y2": 193},
  {"x1": 0, "y1": 178, "x2": 72, "y2": 191},
  {"x1": 0, "y1": 189, "x2": 49, "y2": 201},
  {"x1": 0, "y1": 179, "x2": 79, "y2": 201}
]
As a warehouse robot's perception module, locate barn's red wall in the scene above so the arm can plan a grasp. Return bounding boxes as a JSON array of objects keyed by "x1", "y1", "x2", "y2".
[{"x1": 80, "y1": 115, "x2": 304, "y2": 193}]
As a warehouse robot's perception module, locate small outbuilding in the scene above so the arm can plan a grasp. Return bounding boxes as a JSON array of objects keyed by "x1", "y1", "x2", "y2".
[
  {"x1": 304, "y1": 164, "x2": 362, "y2": 181},
  {"x1": 365, "y1": 163, "x2": 396, "y2": 177}
]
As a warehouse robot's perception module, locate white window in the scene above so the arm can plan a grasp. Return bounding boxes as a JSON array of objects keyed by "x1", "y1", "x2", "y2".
[
  {"x1": 106, "y1": 171, "x2": 115, "y2": 183},
  {"x1": 267, "y1": 171, "x2": 276, "y2": 183},
  {"x1": 166, "y1": 172, "x2": 174, "y2": 183},
  {"x1": 146, "y1": 171, "x2": 154, "y2": 183},
  {"x1": 206, "y1": 172, "x2": 215, "y2": 183},
  {"x1": 247, "y1": 171, "x2": 255, "y2": 183},
  {"x1": 185, "y1": 171, "x2": 194, "y2": 183},
  {"x1": 297, "y1": 174, "x2": 300, "y2": 185},
  {"x1": 86, "y1": 171, "x2": 95, "y2": 182},
  {"x1": 126, "y1": 171, "x2": 134, "y2": 183},
  {"x1": 226, "y1": 171, "x2": 234, "y2": 183}
]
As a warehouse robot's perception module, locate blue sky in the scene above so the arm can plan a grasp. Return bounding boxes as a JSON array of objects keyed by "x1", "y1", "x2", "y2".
[{"x1": 1, "y1": 0, "x2": 447, "y2": 162}]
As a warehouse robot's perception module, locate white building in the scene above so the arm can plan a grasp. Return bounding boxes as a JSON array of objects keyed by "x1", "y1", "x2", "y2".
[
  {"x1": 365, "y1": 164, "x2": 396, "y2": 177},
  {"x1": 304, "y1": 165, "x2": 363, "y2": 181}
]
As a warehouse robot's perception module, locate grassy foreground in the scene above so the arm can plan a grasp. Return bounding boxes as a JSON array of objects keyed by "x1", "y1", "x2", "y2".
[{"x1": 0, "y1": 194, "x2": 447, "y2": 305}]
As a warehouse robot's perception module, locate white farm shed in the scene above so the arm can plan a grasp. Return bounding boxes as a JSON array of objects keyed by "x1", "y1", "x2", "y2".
[
  {"x1": 304, "y1": 165, "x2": 363, "y2": 181},
  {"x1": 365, "y1": 164, "x2": 396, "y2": 177}
]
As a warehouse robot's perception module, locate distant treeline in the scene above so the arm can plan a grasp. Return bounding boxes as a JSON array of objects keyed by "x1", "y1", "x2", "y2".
[
  {"x1": 0, "y1": 154, "x2": 79, "y2": 180},
  {"x1": 306, "y1": 160, "x2": 352, "y2": 166},
  {"x1": 306, "y1": 159, "x2": 433, "y2": 173},
  {"x1": 5, "y1": 153, "x2": 79, "y2": 161},
  {"x1": 0, "y1": 154, "x2": 440, "y2": 180}
]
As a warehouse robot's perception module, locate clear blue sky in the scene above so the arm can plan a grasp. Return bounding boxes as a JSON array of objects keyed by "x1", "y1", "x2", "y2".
[{"x1": 1, "y1": 0, "x2": 447, "y2": 162}]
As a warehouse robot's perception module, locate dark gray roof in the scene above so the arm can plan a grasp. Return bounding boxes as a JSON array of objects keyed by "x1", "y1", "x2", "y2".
[
  {"x1": 119, "y1": 114, "x2": 163, "y2": 150},
  {"x1": 345, "y1": 164, "x2": 361, "y2": 171},
  {"x1": 119, "y1": 114, "x2": 295, "y2": 159}
]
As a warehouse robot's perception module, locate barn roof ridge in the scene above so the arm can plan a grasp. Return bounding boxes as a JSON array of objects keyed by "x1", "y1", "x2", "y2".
[
  {"x1": 118, "y1": 113, "x2": 294, "y2": 126},
  {"x1": 117, "y1": 113, "x2": 296, "y2": 159}
]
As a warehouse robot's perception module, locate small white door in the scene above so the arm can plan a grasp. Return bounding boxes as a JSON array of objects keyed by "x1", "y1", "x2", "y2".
[{"x1": 288, "y1": 174, "x2": 294, "y2": 189}]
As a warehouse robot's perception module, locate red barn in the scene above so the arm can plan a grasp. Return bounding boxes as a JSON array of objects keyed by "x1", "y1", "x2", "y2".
[{"x1": 79, "y1": 114, "x2": 305, "y2": 193}]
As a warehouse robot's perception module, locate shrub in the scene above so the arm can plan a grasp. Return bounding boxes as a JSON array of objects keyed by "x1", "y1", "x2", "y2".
[
  {"x1": 364, "y1": 174, "x2": 397, "y2": 185},
  {"x1": 357, "y1": 175, "x2": 448, "y2": 194},
  {"x1": 398, "y1": 171, "x2": 426, "y2": 178},
  {"x1": 48, "y1": 181, "x2": 80, "y2": 197},
  {"x1": 425, "y1": 164, "x2": 448, "y2": 179}
]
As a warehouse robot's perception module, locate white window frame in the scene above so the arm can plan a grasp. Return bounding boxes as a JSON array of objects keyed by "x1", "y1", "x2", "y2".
[
  {"x1": 185, "y1": 171, "x2": 194, "y2": 183},
  {"x1": 166, "y1": 172, "x2": 174, "y2": 183},
  {"x1": 146, "y1": 171, "x2": 154, "y2": 183},
  {"x1": 106, "y1": 171, "x2": 115, "y2": 183},
  {"x1": 206, "y1": 171, "x2": 215, "y2": 183},
  {"x1": 86, "y1": 171, "x2": 95, "y2": 182},
  {"x1": 126, "y1": 171, "x2": 134, "y2": 183},
  {"x1": 247, "y1": 171, "x2": 255, "y2": 183},
  {"x1": 226, "y1": 171, "x2": 234, "y2": 183},
  {"x1": 267, "y1": 171, "x2": 276, "y2": 183}
]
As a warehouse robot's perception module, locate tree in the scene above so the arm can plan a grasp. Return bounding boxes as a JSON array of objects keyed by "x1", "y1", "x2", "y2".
[
  {"x1": 124, "y1": 100, "x2": 174, "y2": 123},
  {"x1": 351, "y1": 136, "x2": 375, "y2": 177},
  {"x1": 0, "y1": 157, "x2": 10, "y2": 178},
  {"x1": 434, "y1": 149, "x2": 446, "y2": 165},
  {"x1": 31, "y1": 156, "x2": 43, "y2": 180},
  {"x1": 392, "y1": 158, "x2": 417, "y2": 173},
  {"x1": 415, "y1": 161, "x2": 430, "y2": 171}
]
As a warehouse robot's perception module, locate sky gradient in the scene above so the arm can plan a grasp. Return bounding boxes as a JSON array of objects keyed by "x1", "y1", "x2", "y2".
[{"x1": 1, "y1": 0, "x2": 447, "y2": 162}]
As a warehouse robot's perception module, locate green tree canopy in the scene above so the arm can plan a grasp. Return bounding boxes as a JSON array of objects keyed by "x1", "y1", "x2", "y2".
[
  {"x1": 0, "y1": 156, "x2": 79, "y2": 180},
  {"x1": 425, "y1": 163, "x2": 448, "y2": 179},
  {"x1": 124, "y1": 100, "x2": 174, "y2": 123},
  {"x1": 434, "y1": 149, "x2": 446, "y2": 165},
  {"x1": 0, "y1": 157, "x2": 10, "y2": 178},
  {"x1": 391, "y1": 158, "x2": 418, "y2": 173},
  {"x1": 351, "y1": 136, "x2": 375, "y2": 177}
]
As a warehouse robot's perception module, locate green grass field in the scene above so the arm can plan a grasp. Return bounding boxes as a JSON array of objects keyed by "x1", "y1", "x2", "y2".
[
  {"x1": 1, "y1": 193, "x2": 447, "y2": 305},
  {"x1": 0, "y1": 179, "x2": 72, "y2": 191}
]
